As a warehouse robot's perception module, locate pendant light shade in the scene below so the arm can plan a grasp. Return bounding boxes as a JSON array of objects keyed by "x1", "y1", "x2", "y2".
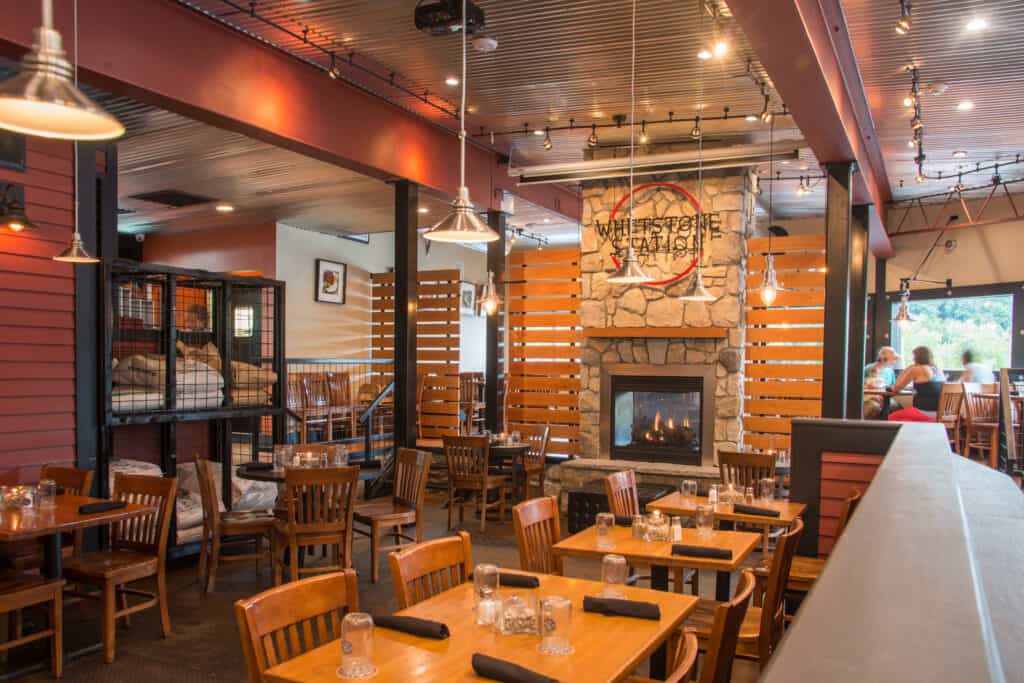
[
  {"x1": 607, "y1": 246, "x2": 650, "y2": 284},
  {"x1": 0, "y1": 189, "x2": 37, "y2": 232},
  {"x1": 424, "y1": 187, "x2": 497, "y2": 243},
  {"x1": 893, "y1": 290, "x2": 914, "y2": 324},
  {"x1": 679, "y1": 268, "x2": 716, "y2": 302},
  {"x1": 0, "y1": 1, "x2": 124, "y2": 141},
  {"x1": 759, "y1": 253, "x2": 784, "y2": 305},
  {"x1": 479, "y1": 270, "x2": 502, "y2": 315},
  {"x1": 53, "y1": 231, "x2": 98, "y2": 263}
]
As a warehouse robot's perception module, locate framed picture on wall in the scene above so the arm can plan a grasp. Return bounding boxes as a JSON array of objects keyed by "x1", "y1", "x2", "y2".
[
  {"x1": 460, "y1": 281, "x2": 476, "y2": 316},
  {"x1": 315, "y1": 258, "x2": 347, "y2": 305}
]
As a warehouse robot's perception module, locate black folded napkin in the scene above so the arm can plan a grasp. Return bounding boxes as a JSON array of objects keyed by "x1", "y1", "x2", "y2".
[
  {"x1": 471, "y1": 654, "x2": 559, "y2": 683},
  {"x1": 54, "y1": 487, "x2": 66, "y2": 496},
  {"x1": 499, "y1": 572, "x2": 540, "y2": 588},
  {"x1": 613, "y1": 514, "x2": 634, "y2": 527},
  {"x1": 241, "y1": 462, "x2": 274, "y2": 471},
  {"x1": 671, "y1": 544, "x2": 732, "y2": 560},
  {"x1": 583, "y1": 595, "x2": 660, "y2": 620},
  {"x1": 371, "y1": 615, "x2": 449, "y2": 640},
  {"x1": 731, "y1": 503, "x2": 781, "y2": 518},
  {"x1": 79, "y1": 500, "x2": 127, "y2": 514}
]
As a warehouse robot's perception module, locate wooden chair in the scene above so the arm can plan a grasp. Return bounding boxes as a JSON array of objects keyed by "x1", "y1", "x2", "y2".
[
  {"x1": 272, "y1": 467, "x2": 359, "y2": 585},
  {"x1": 389, "y1": 531, "x2": 472, "y2": 609},
  {"x1": 353, "y1": 448, "x2": 431, "y2": 583},
  {"x1": 518, "y1": 424, "x2": 550, "y2": 500},
  {"x1": 195, "y1": 459, "x2": 275, "y2": 593},
  {"x1": 0, "y1": 573, "x2": 64, "y2": 678},
  {"x1": 41, "y1": 465, "x2": 94, "y2": 559},
  {"x1": 444, "y1": 435, "x2": 509, "y2": 533},
  {"x1": 717, "y1": 449, "x2": 776, "y2": 489},
  {"x1": 604, "y1": 470, "x2": 697, "y2": 595},
  {"x1": 688, "y1": 519, "x2": 804, "y2": 670},
  {"x1": 64, "y1": 473, "x2": 177, "y2": 663},
  {"x1": 302, "y1": 374, "x2": 334, "y2": 441},
  {"x1": 459, "y1": 372, "x2": 485, "y2": 435},
  {"x1": 626, "y1": 631, "x2": 698, "y2": 683},
  {"x1": 327, "y1": 371, "x2": 357, "y2": 439},
  {"x1": 286, "y1": 374, "x2": 315, "y2": 444},
  {"x1": 936, "y1": 383, "x2": 965, "y2": 453},
  {"x1": 235, "y1": 570, "x2": 359, "y2": 683},
  {"x1": 512, "y1": 496, "x2": 563, "y2": 575},
  {"x1": 962, "y1": 383, "x2": 1001, "y2": 468},
  {"x1": 356, "y1": 382, "x2": 391, "y2": 436}
]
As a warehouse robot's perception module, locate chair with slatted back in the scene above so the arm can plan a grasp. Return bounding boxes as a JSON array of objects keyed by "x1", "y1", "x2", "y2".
[
  {"x1": 235, "y1": 570, "x2": 359, "y2": 683},
  {"x1": 625, "y1": 629, "x2": 698, "y2": 683},
  {"x1": 459, "y1": 372, "x2": 485, "y2": 435},
  {"x1": 64, "y1": 473, "x2": 177, "y2": 663},
  {"x1": 196, "y1": 459, "x2": 275, "y2": 593},
  {"x1": 512, "y1": 496, "x2": 563, "y2": 575},
  {"x1": 41, "y1": 465, "x2": 94, "y2": 559},
  {"x1": 388, "y1": 531, "x2": 472, "y2": 609},
  {"x1": 518, "y1": 424, "x2": 550, "y2": 500},
  {"x1": 327, "y1": 371, "x2": 357, "y2": 439},
  {"x1": 936, "y1": 383, "x2": 965, "y2": 453},
  {"x1": 688, "y1": 519, "x2": 804, "y2": 670},
  {"x1": 0, "y1": 573, "x2": 64, "y2": 678},
  {"x1": 444, "y1": 435, "x2": 508, "y2": 533},
  {"x1": 353, "y1": 448, "x2": 432, "y2": 583},
  {"x1": 271, "y1": 467, "x2": 359, "y2": 585},
  {"x1": 962, "y1": 383, "x2": 1001, "y2": 468},
  {"x1": 718, "y1": 450, "x2": 776, "y2": 489},
  {"x1": 286, "y1": 374, "x2": 314, "y2": 444},
  {"x1": 302, "y1": 374, "x2": 334, "y2": 441}
]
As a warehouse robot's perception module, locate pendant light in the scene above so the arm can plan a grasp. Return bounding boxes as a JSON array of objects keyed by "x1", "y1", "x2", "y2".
[
  {"x1": 607, "y1": 0, "x2": 650, "y2": 285},
  {"x1": 759, "y1": 118, "x2": 785, "y2": 305},
  {"x1": 423, "y1": 0, "x2": 498, "y2": 244},
  {"x1": 479, "y1": 270, "x2": 502, "y2": 315},
  {"x1": 0, "y1": 186, "x2": 37, "y2": 232},
  {"x1": 0, "y1": 0, "x2": 124, "y2": 140},
  {"x1": 893, "y1": 289, "x2": 914, "y2": 324},
  {"x1": 679, "y1": 4, "x2": 715, "y2": 303}
]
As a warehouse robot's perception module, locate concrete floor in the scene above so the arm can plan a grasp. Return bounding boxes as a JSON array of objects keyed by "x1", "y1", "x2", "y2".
[{"x1": 17, "y1": 495, "x2": 760, "y2": 682}]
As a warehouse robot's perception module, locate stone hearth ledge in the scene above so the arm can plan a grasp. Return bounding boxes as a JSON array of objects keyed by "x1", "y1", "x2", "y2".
[{"x1": 545, "y1": 457, "x2": 722, "y2": 507}]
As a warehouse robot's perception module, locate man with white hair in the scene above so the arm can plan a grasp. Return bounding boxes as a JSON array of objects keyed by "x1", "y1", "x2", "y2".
[{"x1": 864, "y1": 346, "x2": 900, "y2": 387}]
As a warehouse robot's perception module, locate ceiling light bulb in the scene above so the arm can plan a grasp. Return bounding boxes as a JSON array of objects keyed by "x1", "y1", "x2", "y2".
[
  {"x1": 903, "y1": 93, "x2": 915, "y2": 108},
  {"x1": 689, "y1": 118, "x2": 701, "y2": 140},
  {"x1": 697, "y1": 48, "x2": 712, "y2": 61},
  {"x1": 759, "y1": 95, "x2": 772, "y2": 124},
  {"x1": 638, "y1": 122, "x2": 649, "y2": 144},
  {"x1": 957, "y1": 100, "x2": 975, "y2": 111},
  {"x1": 796, "y1": 179, "x2": 808, "y2": 196},
  {"x1": 895, "y1": 0, "x2": 912, "y2": 35},
  {"x1": 952, "y1": 149, "x2": 967, "y2": 159},
  {"x1": 911, "y1": 116, "x2": 923, "y2": 131},
  {"x1": 965, "y1": 17, "x2": 988, "y2": 32},
  {"x1": 744, "y1": 114, "x2": 758, "y2": 123},
  {"x1": 543, "y1": 128, "x2": 553, "y2": 150},
  {"x1": 418, "y1": 207, "x2": 429, "y2": 214},
  {"x1": 532, "y1": 129, "x2": 545, "y2": 136},
  {"x1": 445, "y1": 75, "x2": 459, "y2": 86},
  {"x1": 712, "y1": 39, "x2": 728, "y2": 58},
  {"x1": 915, "y1": 173, "x2": 926, "y2": 183},
  {"x1": 587, "y1": 124, "x2": 599, "y2": 148},
  {"x1": 907, "y1": 139, "x2": 917, "y2": 148},
  {"x1": 215, "y1": 203, "x2": 235, "y2": 213},
  {"x1": 759, "y1": 255, "x2": 783, "y2": 305}
]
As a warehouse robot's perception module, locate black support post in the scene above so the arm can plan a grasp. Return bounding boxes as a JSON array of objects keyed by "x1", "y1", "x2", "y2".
[
  {"x1": 485, "y1": 210, "x2": 506, "y2": 434},
  {"x1": 821, "y1": 162, "x2": 853, "y2": 419},
  {"x1": 871, "y1": 258, "x2": 889, "y2": 354},
  {"x1": 393, "y1": 181, "x2": 419, "y2": 449},
  {"x1": 846, "y1": 205, "x2": 869, "y2": 418}
]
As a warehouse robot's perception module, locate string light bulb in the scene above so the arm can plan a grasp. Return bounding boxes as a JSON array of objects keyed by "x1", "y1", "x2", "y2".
[
  {"x1": 542, "y1": 127, "x2": 552, "y2": 150},
  {"x1": 586, "y1": 124, "x2": 599, "y2": 148},
  {"x1": 895, "y1": 0, "x2": 912, "y2": 34},
  {"x1": 328, "y1": 53, "x2": 340, "y2": 79},
  {"x1": 713, "y1": 39, "x2": 728, "y2": 58},
  {"x1": 690, "y1": 116, "x2": 702, "y2": 140},
  {"x1": 697, "y1": 47, "x2": 712, "y2": 61},
  {"x1": 796, "y1": 177, "x2": 809, "y2": 196},
  {"x1": 759, "y1": 94, "x2": 772, "y2": 124},
  {"x1": 639, "y1": 121, "x2": 649, "y2": 144}
]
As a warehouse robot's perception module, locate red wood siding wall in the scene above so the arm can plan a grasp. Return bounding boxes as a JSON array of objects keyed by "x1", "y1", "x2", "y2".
[
  {"x1": 0, "y1": 138, "x2": 76, "y2": 482},
  {"x1": 818, "y1": 451, "x2": 884, "y2": 556}
]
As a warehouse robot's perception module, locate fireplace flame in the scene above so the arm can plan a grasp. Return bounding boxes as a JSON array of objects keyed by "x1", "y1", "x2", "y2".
[
  {"x1": 653, "y1": 411, "x2": 661, "y2": 432},
  {"x1": 682, "y1": 417, "x2": 690, "y2": 429},
  {"x1": 666, "y1": 417, "x2": 675, "y2": 431}
]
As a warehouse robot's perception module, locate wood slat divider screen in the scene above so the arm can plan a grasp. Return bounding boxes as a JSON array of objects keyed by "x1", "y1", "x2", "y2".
[
  {"x1": 371, "y1": 269, "x2": 461, "y2": 437},
  {"x1": 744, "y1": 234, "x2": 827, "y2": 451},
  {"x1": 507, "y1": 248, "x2": 582, "y2": 457}
]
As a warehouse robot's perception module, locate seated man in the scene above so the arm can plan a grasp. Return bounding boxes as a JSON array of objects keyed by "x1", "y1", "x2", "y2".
[{"x1": 960, "y1": 349, "x2": 995, "y2": 384}]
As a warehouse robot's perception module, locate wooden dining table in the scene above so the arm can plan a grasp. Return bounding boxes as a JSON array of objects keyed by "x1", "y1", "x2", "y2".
[
  {"x1": 0, "y1": 494, "x2": 156, "y2": 579},
  {"x1": 646, "y1": 494, "x2": 806, "y2": 553},
  {"x1": 263, "y1": 572, "x2": 698, "y2": 683}
]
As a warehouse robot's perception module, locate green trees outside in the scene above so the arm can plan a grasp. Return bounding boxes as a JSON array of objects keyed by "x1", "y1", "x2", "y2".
[{"x1": 891, "y1": 294, "x2": 1013, "y2": 371}]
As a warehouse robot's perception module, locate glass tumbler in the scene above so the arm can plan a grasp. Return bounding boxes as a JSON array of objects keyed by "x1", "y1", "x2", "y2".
[
  {"x1": 758, "y1": 477, "x2": 775, "y2": 503},
  {"x1": 695, "y1": 504, "x2": 714, "y2": 537},
  {"x1": 744, "y1": 486, "x2": 755, "y2": 505},
  {"x1": 707, "y1": 484, "x2": 721, "y2": 507},
  {"x1": 337, "y1": 612, "x2": 375, "y2": 679},
  {"x1": 601, "y1": 553, "x2": 628, "y2": 598},
  {"x1": 595, "y1": 512, "x2": 615, "y2": 549},
  {"x1": 273, "y1": 444, "x2": 293, "y2": 471},
  {"x1": 35, "y1": 479, "x2": 57, "y2": 509},
  {"x1": 474, "y1": 563, "x2": 500, "y2": 625},
  {"x1": 681, "y1": 479, "x2": 698, "y2": 506},
  {"x1": 332, "y1": 444, "x2": 349, "y2": 467},
  {"x1": 538, "y1": 595, "x2": 573, "y2": 655}
]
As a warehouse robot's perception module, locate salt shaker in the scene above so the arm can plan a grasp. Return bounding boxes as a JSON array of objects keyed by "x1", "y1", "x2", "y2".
[
  {"x1": 631, "y1": 514, "x2": 646, "y2": 540},
  {"x1": 670, "y1": 516, "x2": 683, "y2": 542}
]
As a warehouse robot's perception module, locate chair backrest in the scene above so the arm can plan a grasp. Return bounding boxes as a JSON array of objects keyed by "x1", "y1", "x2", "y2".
[
  {"x1": 459, "y1": 372, "x2": 481, "y2": 404},
  {"x1": 280, "y1": 467, "x2": 359, "y2": 538},
  {"x1": 195, "y1": 458, "x2": 222, "y2": 538},
  {"x1": 520, "y1": 424, "x2": 550, "y2": 471},
  {"x1": 326, "y1": 371, "x2": 351, "y2": 409},
  {"x1": 834, "y1": 488, "x2": 863, "y2": 540},
  {"x1": 718, "y1": 449, "x2": 776, "y2": 489},
  {"x1": 665, "y1": 631, "x2": 699, "y2": 683},
  {"x1": 40, "y1": 465, "x2": 93, "y2": 496},
  {"x1": 415, "y1": 372, "x2": 429, "y2": 439},
  {"x1": 235, "y1": 570, "x2": 359, "y2": 683},
  {"x1": 758, "y1": 518, "x2": 805, "y2": 664},
  {"x1": 512, "y1": 496, "x2": 563, "y2": 575},
  {"x1": 700, "y1": 570, "x2": 755, "y2": 683},
  {"x1": 302, "y1": 374, "x2": 330, "y2": 409},
  {"x1": 389, "y1": 531, "x2": 472, "y2": 609},
  {"x1": 286, "y1": 374, "x2": 305, "y2": 411},
  {"x1": 937, "y1": 382, "x2": 964, "y2": 421},
  {"x1": 604, "y1": 469, "x2": 640, "y2": 517},
  {"x1": 963, "y1": 383, "x2": 999, "y2": 423},
  {"x1": 443, "y1": 435, "x2": 490, "y2": 484},
  {"x1": 111, "y1": 473, "x2": 178, "y2": 560},
  {"x1": 393, "y1": 448, "x2": 431, "y2": 512}
]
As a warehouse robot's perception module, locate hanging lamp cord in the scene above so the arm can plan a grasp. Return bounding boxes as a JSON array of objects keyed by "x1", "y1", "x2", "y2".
[
  {"x1": 458, "y1": 0, "x2": 467, "y2": 191},
  {"x1": 767, "y1": 115, "x2": 775, "y2": 254},
  {"x1": 695, "y1": 0, "x2": 705, "y2": 272},
  {"x1": 626, "y1": 0, "x2": 637, "y2": 253},
  {"x1": 72, "y1": 0, "x2": 81, "y2": 243}
]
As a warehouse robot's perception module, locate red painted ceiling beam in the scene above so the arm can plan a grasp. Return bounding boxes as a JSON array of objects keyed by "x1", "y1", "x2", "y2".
[
  {"x1": 0, "y1": 0, "x2": 580, "y2": 223},
  {"x1": 727, "y1": 0, "x2": 894, "y2": 257}
]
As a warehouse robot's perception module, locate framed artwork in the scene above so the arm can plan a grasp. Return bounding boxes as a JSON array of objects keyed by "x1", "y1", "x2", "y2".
[
  {"x1": 460, "y1": 281, "x2": 477, "y2": 316},
  {"x1": 315, "y1": 259, "x2": 347, "y2": 304}
]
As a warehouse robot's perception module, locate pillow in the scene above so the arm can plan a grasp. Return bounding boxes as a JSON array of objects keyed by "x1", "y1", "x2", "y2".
[{"x1": 175, "y1": 490, "x2": 204, "y2": 530}]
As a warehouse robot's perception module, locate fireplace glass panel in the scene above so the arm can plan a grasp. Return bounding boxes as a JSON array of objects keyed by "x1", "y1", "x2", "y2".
[{"x1": 610, "y1": 376, "x2": 703, "y2": 464}]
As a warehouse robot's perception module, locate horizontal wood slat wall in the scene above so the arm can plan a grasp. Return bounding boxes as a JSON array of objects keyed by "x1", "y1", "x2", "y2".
[
  {"x1": 744, "y1": 234, "x2": 826, "y2": 451},
  {"x1": 371, "y1": 269, "x2": 461, "y2": 438},
  {"x1": 507, "y1": 248, "x2": 582, "y2": 457}
]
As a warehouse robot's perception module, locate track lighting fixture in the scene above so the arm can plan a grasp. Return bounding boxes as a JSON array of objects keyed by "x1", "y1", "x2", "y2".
[
  {"x1": 697, "y1": 47, "x2": 712, "y2": 61},
  {"x1": 639, "y1": 121, "x2": 649, "y2": 144},
  {"x1": 543, "y1": 127, "x2": 552, "y2": 150},
  {"x1": 328, "y1": 53, "x2": 340, "y2": 79},
  {"x1": 690, "y1": 116, "x2": 701, "y2": 140},
  {"x1": 895, "y1": 0, "x2": 912, "y2": 35},
  {"x1": 796, "y1": 177, "x2": 809, "y2": 196},
  {"x1": 586, "y1": 124, "x2": 599, "y2": 148},
  {"x1": 952, "y1": 150, "x2": 967, "y2": 159},
  {"x1": 759, "y1": 95, "x2": 772, "y2": 124},
  {"x1": 915, "y1": 172, "x2": 926, "y2": 184},
  {"x1": 911, "y1": 116, "x2": 923, "y2": 131},
  {"x1": 902, "y1": 91, "x2": 916, "y2": 108}
]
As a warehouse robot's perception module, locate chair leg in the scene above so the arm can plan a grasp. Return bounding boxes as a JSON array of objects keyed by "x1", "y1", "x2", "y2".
[
  {"x1": 479, "y1": 491, "x2": 487, "y2": 534},
  {"x1": 102, "y1": 581, "x2": 116, "y2": 663},
  {"x1": 197, "y1": 533, "x2": 208, "y2": 587},
  {"x1": 499, "y1": 485, "x2": 506, "y2": 524},
  {"x1": 370, "y1": 522, "x2": 380, "y2": 583},
  {"x1": 157, "y1": 568, "x2": 171, "y2": 638},
  {"x1": 447, "y1": 489, "x2": 454, "y2": 531},
  {"x1": 415, "y1": 516, "x2": 423, "y2": 544},
  {"x1": 205, "y1": 536, "x2": 220, "y2": 594},
  {"x1": 289, "y1": 544, "x2": 300, "y2": 583},
  {"x1": 50, "y1": 590, "x2": 62, "y2": 679},
  {"x1": 271, "y1": 535, "x2": 282, "y2": 586},
  {"x1": 989, "y1": 428, "x2": 999, "y2": 469},
  {"x1": 119, "y1": 590, "x2": 131, "y2": 628}
]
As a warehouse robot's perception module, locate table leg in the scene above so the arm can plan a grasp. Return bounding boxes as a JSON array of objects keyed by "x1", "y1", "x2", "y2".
[
  {"x1": 42, "y1": 533, "x2": 62, "y2": 580},
  {"x1": 648, "y1": 564, "x2": 670, "y2": 680},
  {"x1": 716, "y1": 518, "x2": 734, "y2": 601}
]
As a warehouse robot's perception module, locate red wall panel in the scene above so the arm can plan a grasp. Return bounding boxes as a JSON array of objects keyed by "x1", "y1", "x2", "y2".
[
  {"x1": 817, "y1": 451, "x2": 884, "y2": 556},
  {"x1": 143, "y1": 223, "x2": 277, "y2": 278},
  {"x1": 0, "y1": 138, "x2": 76, "y2": 483}
]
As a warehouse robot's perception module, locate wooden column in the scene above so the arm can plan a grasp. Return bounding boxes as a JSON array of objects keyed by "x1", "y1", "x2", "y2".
[
  {"x1": 821, "y1": 162, "x2": 853, "y2": 419},
  {"x1": 393, "y1": 181, "x2": 419, "y2": 449},
  {"x1": 846, "y1": 204, "x2": 869, "y2": 418},
  {"x1": 485, "y1": 210, "x2": 506, "y2": 433},
  {"x1": 870, "y1": 258, "x2": 889, "y2": 354}
]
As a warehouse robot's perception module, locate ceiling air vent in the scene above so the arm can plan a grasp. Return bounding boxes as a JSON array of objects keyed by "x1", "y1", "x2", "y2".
[{"x1": 128, "y1": 189, "x2": 214, "y2": 208}]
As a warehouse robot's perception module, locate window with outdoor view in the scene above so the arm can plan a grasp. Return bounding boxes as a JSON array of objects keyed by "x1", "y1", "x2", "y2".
[{"x1": 891, "y1": 293, "x2": 1013, "y2": 371}]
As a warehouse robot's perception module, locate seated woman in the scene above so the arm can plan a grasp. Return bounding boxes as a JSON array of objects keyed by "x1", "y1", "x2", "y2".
[{"x1": 890, "y1": 345, "x2": 945, "y2": 419}]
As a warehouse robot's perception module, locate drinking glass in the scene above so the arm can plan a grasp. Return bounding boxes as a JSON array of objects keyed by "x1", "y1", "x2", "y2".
[
  {"x1": 35, "y1": 479, "x2": 57, "y2": 509},
  {"x1": 538, "y1": 596, "x2": 573, "y2": 655},
  {"x1": 758, "y1": 477, "x2": 775, "y2": 503},
  {"x1": 337, "y1": 612, "x2": 375, "y2": 679},
  {"x1": 744, "y1": 486, "x2": 755, "y2": 505},
  {"x1": 273, "y1": 444, "x2": 293, "y2": 471},
  {"x1": 724, "y1": 483, "x2": 739, "y2": 504},
  {"x1": 474, "y1": 563, "x2": 500, "y2": 625},
  {"x1": 332, "y1": 445, "x2": 349, "y2": 467},
  {"x1": 601, "y1": 553, "x2": 628, "y2": 598},
  {"x1": 319, "y1": 452, "x2": 329, "y2": 468},
  {"x1": 680, "y1": 479, "x2": 698, "y2": 506},
  {"x1": 511, "y1": 431, "x2": 521, "y2": 444},
  {"x1": 631, "y1": 514, "x2": 646, "y2": 540},
  {"x1": 695, "y1": 504, "x2": 714, "y2": 537},
  {"x1": 595, "y1": 512, "x2": 615, "y2": 549},
  {"x1": 707, "y1": 484, "x2": 721, "y2": 507}
]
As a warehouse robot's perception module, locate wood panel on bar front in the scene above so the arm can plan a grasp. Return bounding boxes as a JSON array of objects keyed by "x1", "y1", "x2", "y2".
[
  {"x1": 371, "y1": 269, "x2": 461, "y2": 438},
  {"x1": 506, "y1": 248, "x2": 582, "y2": 457},
  {"x1": 744, "y1": 234, "x2": 826, "y2": 451}
]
